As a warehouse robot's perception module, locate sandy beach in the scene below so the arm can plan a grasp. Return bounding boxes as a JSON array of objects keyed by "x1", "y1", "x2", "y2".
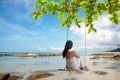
[
  {"x1": 36, "y1": 58, "x2": 120, "y2": 80},
  {"x1": 37, "y1": 65, "x2": 120, "y2": 80},
  {"x1": 37, "y1": 70, "x2": 120, "y2": 80},
  {"x1": 0, "y1": 53, "x2": 120, "y2": 80}
]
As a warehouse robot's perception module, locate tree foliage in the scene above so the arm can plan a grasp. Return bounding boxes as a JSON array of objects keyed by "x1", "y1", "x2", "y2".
[{"x1": 32, "y1": 0, "x2": 120, "y2": 33}]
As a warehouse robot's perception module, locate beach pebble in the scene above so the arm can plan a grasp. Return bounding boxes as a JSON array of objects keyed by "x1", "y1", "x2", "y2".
[
  {"x1": 93, "y1": 71, "x2": 107, "y2": 75},
  {"x1": 0, "y1": 73, "x2": 10, "y2": 80},
  {"x1": 8, "y1": 75, "x2": 19, "y2": 80},
  {"x1": 93, "y1": 62, "x2": 98, "y2": 65},
  {"x1": 28, "y1": 71, "x2": 54, "y2": 80}
]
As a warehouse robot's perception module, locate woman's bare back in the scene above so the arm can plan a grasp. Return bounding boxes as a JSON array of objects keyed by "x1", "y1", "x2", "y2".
[{"x1": 66, "y1": 49, "x2": 80, "y2": 59}]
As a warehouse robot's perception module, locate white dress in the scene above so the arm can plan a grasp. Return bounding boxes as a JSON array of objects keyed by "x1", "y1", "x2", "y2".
[{"x1": 66, "y1": 57, "x2": 80, "y2": 69}]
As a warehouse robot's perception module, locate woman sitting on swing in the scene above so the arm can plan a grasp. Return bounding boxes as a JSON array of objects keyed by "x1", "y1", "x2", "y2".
[{"x1": 62, "y1": 40, "x2": 89, "y2": 71}]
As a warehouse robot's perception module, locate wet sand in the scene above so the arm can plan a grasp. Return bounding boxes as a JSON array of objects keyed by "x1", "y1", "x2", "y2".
[{"x1": 36, "y1": 58, "x2": 120, "y2": 80}]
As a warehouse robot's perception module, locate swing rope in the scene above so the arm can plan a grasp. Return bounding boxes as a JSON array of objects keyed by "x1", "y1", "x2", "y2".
[
  {"x1": 84, "y1": 26, "x2": 87, "y2": 67},
  {"x1": 66, "y1": 28, "x2": 69, "y2": 41}
]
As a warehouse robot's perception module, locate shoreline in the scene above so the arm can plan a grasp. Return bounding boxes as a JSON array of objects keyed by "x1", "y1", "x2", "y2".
[
  {"x1": 0, "y1": 53, "x2": 62, "y2": 57},
  {"x1": 0, "y1": 52, "x2": 120, "y2": 80},
  {"x1": 1, "y1": 66, "x2": 120, "y2": 80},
  {"x1": 0, "y1": 52, "x2": 119, "y2": 57},
  {"x1": 0, "y1": 52, "x2": 120, "y2": 61}
]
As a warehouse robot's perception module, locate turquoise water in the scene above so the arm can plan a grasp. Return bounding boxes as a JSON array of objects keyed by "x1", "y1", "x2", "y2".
[
  {"x1": 0, "y1": 56, "x2": 65, "y2": 73},
  {"x1": 0, "y1": 53, "x2": 120, "y2": 80},
  {"x1": 0, "y1": 52, "x2": 57, "y2": 54},
  {"x1": 0, "y1": 56, "x2": 66, "y2": 79},
  {"x1": 0, "y1": 56, "x2": 120, "y2": 73}
]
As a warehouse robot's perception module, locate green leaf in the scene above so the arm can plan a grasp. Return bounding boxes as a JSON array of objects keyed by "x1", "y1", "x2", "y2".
[
  {"x1": 80, "y1": 1, "x2": 88, "y2": 6},
  {"x1": 88, "y1": 24, "x2": 94, "y2": 33},
  {"x1": 97, "y1": 1, "x2": 106, "y2": 14},
  {"x1": 93, "y1": 12, "x2": 100, "y2": 20},
  {"x1": 32, "y1": 11, "x2": 36, "y2": 15},
  {"x1": 77, "y1": 18, "x2": 84, "y2": 23},
  {"x1": 32, "y1": 10, "x2": 42, "y2": 20},
  {"x1": 34, "y1": 2, "x2": 38, "y2": 8},
  {"x1": 90, "y1": 24, "x2": 93, "y2": 28},
  {"x1": 37, "y1": 14, "x2": 41, "y2": 19},
  {"x1": 56, "y1": 2, "x2": 59, "y2": 6},
  {"x1": 85, "y1": 22, "x2": 89, "y2": 27},
  {"x1": 58, "y1": 11, "x2": 64, "y2": 20},
  {"x1": 41, "y1": 0, "x2": 47, "y2": 3},
  {"x1": 51, "y1": 1, "x2": 56, "y2": 6},
  {"x1": 60, "y1": 22, "x2": 66, "y2": 27},
  {"x1": 109, "y1": 16, "x2": 113, "y2": 21},
  {"x1": 88, "y1": 28, "x2": 92, "y2": 34},
  {"x1": 98, "y1": 2, "x2": 106, "y2": 10},
  {"x1": 92, "y1": 27, "x2": 97, "y2": 32},
  {"x1": 32, "y1": 15, "x2": 37, "y2": 20},
  {"x1": 76, "y1": 23, "x2": 81, "y2": 28},
  {"x1": 113, "y1": 18, "x2": 118, "y2": 24}
]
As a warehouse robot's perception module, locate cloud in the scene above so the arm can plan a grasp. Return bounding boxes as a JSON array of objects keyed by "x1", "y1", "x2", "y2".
[
  {"x1": 70, "y1": 14, "x2": 120, "y2": 51},
  {"x1": 50, "y1": 46, "x2": 63, "y2": 51},
  {"x1": 0, "y1": 18, "x2": 25, "y2": 33},
  {"x1": 0, "y1": 18, "x2": 46, "y2": 40},
  {"x1": 19, "y1": 0, "x2": 34, "y2": 10},
  {"x1": 38, "y1": 47, "x2": 47, "y2": 51},
  {"x1": 50, "y1": 28, "x2": 60, "y2": 32},
  {"x1": 6, "y1": 35, "x2": 22, "y2": 41},
  {"x1": 0, "y1": 0, "x2": 35, "y2": 23},
  {"x1": 0, "y1": 0, "x2": 34, "y2": 10},
  {"x1": 0, "y1": 18, "x2": 35, "y2": 34}
]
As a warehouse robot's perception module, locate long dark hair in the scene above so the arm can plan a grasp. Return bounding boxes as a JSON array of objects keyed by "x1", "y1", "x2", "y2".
[{"x1": 62, "y1": 40, "x2": 73, "y2": 58}]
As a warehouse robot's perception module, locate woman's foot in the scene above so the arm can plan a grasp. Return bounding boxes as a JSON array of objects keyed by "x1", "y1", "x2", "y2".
[
  {"x1": 83, "y1": 66, "x2": 89, "y2": 71},
  {"x1": 80, "y1": 67, "x2": 84, "y2": 70}
]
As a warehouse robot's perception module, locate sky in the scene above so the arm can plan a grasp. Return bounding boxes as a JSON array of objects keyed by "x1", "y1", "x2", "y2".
[{"x1": 0, "y1": 0, "x2": 120, "y2": 53}]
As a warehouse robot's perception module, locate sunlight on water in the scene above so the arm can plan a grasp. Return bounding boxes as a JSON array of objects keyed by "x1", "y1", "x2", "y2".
[
  {"x1": 0, "y1": 56, "x2": 120, "y2": 72},
  {"x1": 0, "y1": 55, "x2": 120, "y2": 80},
  {"x1": 0, "y1": 56, "x2": 65, "y2": 73}
]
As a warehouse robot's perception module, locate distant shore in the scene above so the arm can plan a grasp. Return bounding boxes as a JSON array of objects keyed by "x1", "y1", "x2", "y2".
[
  {"x1": 107, "y1": 48, "x2": 120, "y2": 52},
  {"x1": 90, "y1": 52, "x2": 120, "y2": 60},
  {"x1": 0, "y1": 52, "x2": 119, "y2": 58},
  {"x1": 0, "y1": 52, "x2": 120, "y2": 62},
  {"x1": 0, "y1": 52, "x2": 62, "y2": 57}
]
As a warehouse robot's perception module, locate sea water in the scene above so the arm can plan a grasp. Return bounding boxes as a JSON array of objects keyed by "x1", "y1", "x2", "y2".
[
  {"x1": 0, "y1": 56, "x2": 65, "y2": 72},
  {"x1": 0, "y1": 52, "x2": 120, "y2": 80},
  {"x1": 0, "y1": 56, "x2": 66, "y2": 79},
  {"x1": 0, "y1": 54, "x2": 120, "y2": 73}
]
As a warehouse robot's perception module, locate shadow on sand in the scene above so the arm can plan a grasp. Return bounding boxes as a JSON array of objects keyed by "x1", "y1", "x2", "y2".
[{"x1": 64, "y1": 77, "x2": 79, "y2": 80}]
